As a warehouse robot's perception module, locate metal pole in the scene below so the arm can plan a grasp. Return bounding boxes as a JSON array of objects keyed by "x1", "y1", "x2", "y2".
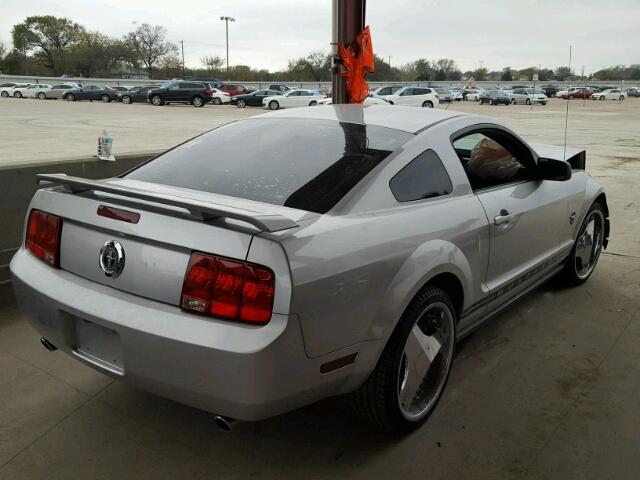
[
  {"x1": 180, "y1": 40, "x2": 185, "y2": 78},
  {"x1": 331, "y1": 0, "x2": 366, "y2": 104},
  {"x1": 225, "y1": 20, "x2": 229, "y2": 73}
]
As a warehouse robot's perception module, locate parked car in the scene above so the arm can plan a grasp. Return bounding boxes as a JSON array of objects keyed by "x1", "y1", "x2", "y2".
[
  {"x1": 627, "y1": 87, "x2": 640, "y2": 97},
  {"x1": 220, "y1": 83, "x2": 256, "y2": 97},
  {"x1": 466, "y1": 89, "x2": 485, "y2": 102},
  {"x1": 435, "y1": 88, "x2": 453, "y2": 103},
  {"x1": 462, "y1": 87, "x2": 482, "y2": 100},
  {"x1": 64, "y1": 85, "x2": 121, "y2": 102},
  {"x1": 317, "y1": 93, "x2": 389, "y2": 105},
  {"x1": 231, "y1": 89, "x2": 281, "y2": 108},
  {"x1": 540, "y1": 85, "x2": 559, "y2": 97},
  {"x1": 591, "y1": 89, "x2": 627, "y2": 101},
  {"x1": 559, "y1": 87, "x2": 592, "y2": 99},
  {"x1": 12, "y1": 84, "x2": 51, "y2": 99},
  {"x1": 479, "y1": 89, "x2": 511, "y2": 105},
  {"x1": 210, "y1": 88, "x2": 231, "y2": 105},
  {"x1": 449, "y1": 88, "x2": 464, "y2": 101},
  {"x1": 0, "y1": 83, "x2": 32, "y2": 98},
  {"x1": 510, "y1": 88, "x2": 548, "y2": 105},
  {"x1": 120, "y1": 86, "x2": 156, "y2": 104},
  {"x1": 501, "y1": 85, "x2": 528, "y2": 96},
  {"x1": 46, "y1": 84, "x2": 77, "y2": 100},
  {"x1": 110, "y1": 86, "x2": 130, "y2": 93},
  {"x1": 262, "y1": 89, "x2": 324, "y2": 110},
  {"x1": 0, "y1": 82, "x2": 17, "y2": 94},
  {"x1": 385, "y1": 86, "x2": 440, "y2": 108},
  {"x1": 372, "y1": 85, "x2": 405, "y2": 97},
  {"x1": 11, "y1": 105, "x2": 608, "y2": 433},
  {"x1": 147, "y1": 81, "x2": 213, "y2": 107},
  {"x1": 268, "y1": 84, "x2": 293, "y2": 93}
]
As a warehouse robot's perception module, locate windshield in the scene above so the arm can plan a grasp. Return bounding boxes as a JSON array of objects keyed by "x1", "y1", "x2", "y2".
[{"x1": 127, "y1": 118, "x2": 413, "y2": 214}]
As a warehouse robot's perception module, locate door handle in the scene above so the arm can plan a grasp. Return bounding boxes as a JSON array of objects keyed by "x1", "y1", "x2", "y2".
[{"x1": 494, "y1": 209, "x2": 515, "y2": 226}]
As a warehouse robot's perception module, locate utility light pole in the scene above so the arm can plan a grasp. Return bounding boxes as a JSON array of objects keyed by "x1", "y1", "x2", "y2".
[
  {"x1": 220, "y1": 16, "x2": 235, "y2": 74},
  {"x1": 180, "y1": 40, "x2": 185, "y2": 78},
  {"x1": 388, "y1": 56, "x2": 392, "y2": 70}
]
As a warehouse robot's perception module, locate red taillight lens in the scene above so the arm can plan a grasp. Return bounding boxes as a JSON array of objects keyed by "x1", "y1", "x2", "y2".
[
  {"x1": 181, "y1": 253, "x2": 275, "y2": 324},
  {"x1": 26, "y1": 210, "x2": 62, "y2": 267}
]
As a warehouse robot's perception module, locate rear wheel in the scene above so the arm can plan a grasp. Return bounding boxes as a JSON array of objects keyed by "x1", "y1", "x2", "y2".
[
  {"x1": 65, "y1": 93, "x2": 75, "y2": 101},
  {"x1": 525, "y1": 98, "x2": 531, "y2": 105},
  {"x1": 599, "y1": 96, "x2": 605, "y2": 101},
  {"x1": 121, "y1": 95, "x2": 132, "y2": 104},
  {"x1": 101, "y1": 94, "x2": 110, "y2": 103},
  {"x1": 212, "y1": 97, "x2": 222, "y2": 105},
  {"x1": 38, "y1": 92, "x2": 46, "y2": 100},
  {"x1": 14, "y1": 91, "x2": 22, "y2": 98},
  {"x1": 510, "y1": 98, "x2": 516, "y2": 105},
  {"x1": 0, "y1": 91, "x2": 8, "y2": 98},
  {"x1": 619, "y1": 96, "x2": 624, "y2": 101},
  {"x1": 236, "y1": 99, "x2": 246, "y2": 108},
  {"x1": 561, "y1": 202, "x2": 606, "y2": 286},
  {"x1": 151, "y1": 95, "x2": 163, "y2": 106},
  {"x1": 351, "y1": 286, "x2": 456, "y2": 432},
  {"x1": 309, "y1": 100, "x2": 318, "y2": 106},
  {"x1": 268, "y1": 100, "x2": 279, "y2": 110},
  {"x1": 422, "y1": 100, "x2": 434, "y2": 108},
  {"x1": 192, "y1": 96, "x2": 205, "y2": 107}
]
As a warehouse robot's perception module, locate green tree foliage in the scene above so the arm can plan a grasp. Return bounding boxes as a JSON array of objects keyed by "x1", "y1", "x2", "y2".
[
  {"x1": 554, "y1": 66, "x2": 572, "y2": 81},
  {"x1": 501, "y1": 67, "x2": 513, "y2": 81},
  {"x1": 471, "y1": 67, "x2": 488, "y2": 81},
  {"x1": 286, "y1": 51, "x2": 331, "y2": 81}
]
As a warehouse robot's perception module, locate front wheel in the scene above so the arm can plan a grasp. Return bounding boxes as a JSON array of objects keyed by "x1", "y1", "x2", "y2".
[
  {"x1": 560, "y1": 202, "x2": 606, "y2": 286},
  {"x1": 0, "y1": 91, "x2": 8, "y2": 98},
  {"x1": 619, "y1": 96, "x2": 624, "y2": 101},
  {"x1": 121, "y1": 95, "x2": 132, "y2": 104},
  {"x1": 351, "y1": 286, "x2": 456, "y2": 432},
  {"x1": 65, "y1": 93, "x2": 75, "y2": 101},
  {"x1": 525, "y1": 98, "x2": 531, "y2": 105},
  {"x1": 14, "y1": 92, "x2": 22, "y2": 98},
  {"x1": 151, "y1": 95, "x2": 163, "y2": 106},
  {"x1": 101, "y1": 94, "x2": 110, "y2": 103},
  {"x1": 309, "y1": 100, "x2": 318, "y2": 106},
  {"x1": 510, "y1": 98, "x2": 516, "y2": 105},
  {"x1": 422, "y1": 101, "x2": 433, "y2": 108},
  {"x1": 38, "y1": 92, "x2": 46, "y2": 100},
  {"x1": 236, "y1": 99, "x2": 246, "y2": 108},
  {"x1": 268, "y1": 100, "x2": 279, "y2": 110},
  {"x1": 212, "y1": 97, "x2": 222, "y2": 105}
]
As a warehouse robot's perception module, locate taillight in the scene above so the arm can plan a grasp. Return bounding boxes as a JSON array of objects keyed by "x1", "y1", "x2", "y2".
[
  {"x1": 205, "y1": 88, "x2": 213, "y2": 95},
  {"x1": 181, "y1": 252, "x2": 275, "y2": 324},
  {"x1": 26, "y1": 210, "x2": 62, "y2": 267}
]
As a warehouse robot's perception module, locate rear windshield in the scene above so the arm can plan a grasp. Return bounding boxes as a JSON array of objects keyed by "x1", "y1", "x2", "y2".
[{"x1": 127, "y1": 118, "x2": 412, "y2": 213}]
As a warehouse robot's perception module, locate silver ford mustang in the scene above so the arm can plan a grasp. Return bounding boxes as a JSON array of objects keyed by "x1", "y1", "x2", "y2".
[{"x1": 10, "y1": 105, "x2": 609, "y2": 432}]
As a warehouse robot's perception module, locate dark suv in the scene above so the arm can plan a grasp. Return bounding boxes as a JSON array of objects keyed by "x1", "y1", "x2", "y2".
[{"x1": 147, "y1": 81, "x2": 213, "y2": 107}]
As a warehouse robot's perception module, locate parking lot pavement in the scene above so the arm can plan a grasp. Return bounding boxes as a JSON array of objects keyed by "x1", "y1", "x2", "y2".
[{"x1": 0, "y1": 97, "x2": 639, "y2": 479}]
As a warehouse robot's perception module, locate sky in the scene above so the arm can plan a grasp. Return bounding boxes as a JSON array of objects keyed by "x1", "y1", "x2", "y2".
[{"x1": 1, "y1": 0, "x2": 639, "y2": 75}]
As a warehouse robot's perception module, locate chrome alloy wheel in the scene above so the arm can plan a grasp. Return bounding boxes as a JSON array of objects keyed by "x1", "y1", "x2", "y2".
[
  {"x1": 575, "y1": 210, "x2": 604, "y2": 280},
  {"x1": 397, "y1": 301, "x2": 455, "y2": 420}
]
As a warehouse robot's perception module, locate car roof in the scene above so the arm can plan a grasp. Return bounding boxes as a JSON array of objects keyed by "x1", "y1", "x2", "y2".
[{"x1": 257, "y1": 105, "x2": 465, "y2": 134}]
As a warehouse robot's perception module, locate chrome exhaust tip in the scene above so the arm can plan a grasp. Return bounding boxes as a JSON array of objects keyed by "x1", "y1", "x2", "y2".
[
  {"x1": 40, "y1": 337, "x2": 58, "y2": 352},
  {"x1": 213, "y1": 415, "x2": 235, "y2": 432}
]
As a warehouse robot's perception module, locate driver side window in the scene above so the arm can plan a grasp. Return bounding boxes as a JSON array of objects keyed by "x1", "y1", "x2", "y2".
[{"x1": 452, "y1": 131, "x2": 531, "y2": 191}]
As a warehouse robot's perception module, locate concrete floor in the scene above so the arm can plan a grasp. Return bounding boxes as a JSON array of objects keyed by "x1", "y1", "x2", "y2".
[{"x1": 1, "y1": 97, "x2": 639, "y2": 479}]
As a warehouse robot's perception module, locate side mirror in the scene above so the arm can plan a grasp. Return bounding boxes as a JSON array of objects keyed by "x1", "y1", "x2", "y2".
[{"x1": 538, "y1": 157, "x2": 572, "y2": 181}]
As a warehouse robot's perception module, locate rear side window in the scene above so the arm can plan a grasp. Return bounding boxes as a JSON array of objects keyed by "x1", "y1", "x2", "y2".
[
  {"x1": 127, "y1": 118, "x2": 413, "y2": 214},
  {"x1": 180, "y1": 82, "x2": 201, "y2": 89},
  {"x1": 390, "y1": 150, "x2": 452, "y2": 202}
]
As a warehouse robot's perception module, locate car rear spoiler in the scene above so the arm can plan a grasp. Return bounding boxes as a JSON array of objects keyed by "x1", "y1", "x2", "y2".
[
  {"x1": 37, "y1": 174, "x2": 300, "y2": 233},
  {"x1": 529, "y1": 143, "x2": 586, "y2": 170}
]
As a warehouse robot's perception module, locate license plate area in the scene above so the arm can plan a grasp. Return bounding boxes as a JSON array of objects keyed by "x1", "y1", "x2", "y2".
[{"x1": 73, "y1": 318, "x2": 124, "y2": 376}]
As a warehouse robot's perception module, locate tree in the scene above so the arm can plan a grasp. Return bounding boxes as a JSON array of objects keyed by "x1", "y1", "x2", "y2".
[
  {"x1": 472, "y1": 67, "x2": 488, "y2": 81},
  {"x1": 432, "y1": 58, "x2": 461, "y2": 81},
  {"x1": 124, "y1": 24, "x2": 177, "y2": 77},
  {"x1": 501, "y1": 67, "x2": 513, "y2": 81},
  {"x1": 287, "y1": 51, "x2": 330, "y2": 81},
  {"x1": 554, "y1": 66, "x2": 572, "y2": 81},
  {"x1": 414, "y1": 59, "x2": 432, "y2": 81},
  {"x1": 201, "y1": 55, "x2": 224, "y2": 71},
  {"x1": 11, "y1": 16, "x2": 85, "y2": 73},
  {"x1": 66, "y1": 32, "x2": 126, "y2": 77}
]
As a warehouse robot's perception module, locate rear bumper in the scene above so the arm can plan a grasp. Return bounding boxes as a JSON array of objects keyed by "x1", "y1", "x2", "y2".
[{"x1": 10, "y1": 250, "x2": 361, "y2": 421}]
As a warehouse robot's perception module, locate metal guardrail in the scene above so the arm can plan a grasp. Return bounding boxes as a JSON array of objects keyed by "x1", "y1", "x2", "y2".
[{"x1": 2, "y1": 74, "x2": 638, "y2": 90}]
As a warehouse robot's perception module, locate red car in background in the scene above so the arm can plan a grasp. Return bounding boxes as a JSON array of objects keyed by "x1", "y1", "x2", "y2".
[
  {"x1": 561, "y1": 87, "x2": 593, "y2": 99},
  {"x1": 220, "y1": 83, "x2": 256, "y2": 96}
]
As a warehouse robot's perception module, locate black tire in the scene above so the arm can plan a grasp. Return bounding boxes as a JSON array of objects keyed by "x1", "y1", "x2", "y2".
[
  {"x1": 599, "y1": 96, "x2": 605, "y2": 101},
  {"x1": 541, "y1": 102, "x2": 547, "y2": 106},
  {"x1": 212, "y1": 97, "x2": 222, "y2": 105},
  {"x1": 309, "y1": 100, "x2": 318, "y2": 106},
  {"x1": 619, "y1": 96, "x2": 624, "y2": 101},
  {"x1": 122, "y1": 95, "x2": 132, "y2": 104},
  {"x1": 560, "y1": 202, "x2": 606, "y2": 286},
  {"x1": 510, "y1": 98, "x2": 516, "y2": 105},
  {"x1": 192, "y1": 96, "x2": 205, "y2": 107},
  {"x1": 38, "y1": 92, "x2": 46, "y2": 100},
  {"x1": 151, "y1": 95, "x2": 163, "y2": 106},
  {"x1": 101, "y1": 94, "x2": 110, "y2": 103},
  {"x1": 236, "y1": 99, "x2": 246, "y2": 108},
  {"x1": 14, "y1": 91, "x2": 22, "y2": 98},
  {"x1": 422, "y1": 100, "x2": 433, "y2": 108},
  {"x1": 0, "y1": 91, "x2": 8, "y2": 98},
  {"x1": 268, "y1": 100, "x2": 279, "y2": 110},
  {"x1": 525, "y1": 98, "x2": 531, "y2": 105},
  {"x1": 65, "y1": 93, "x2": 75, "y2": 101},
  {"x1": 351, "y1": 286, "x2": 456, "y2": 432}
]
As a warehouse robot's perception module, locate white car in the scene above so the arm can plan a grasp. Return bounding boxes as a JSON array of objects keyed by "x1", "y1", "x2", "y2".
[
  {"x1": 262, "y1": 89, "x2": 324, "y2": 110},
  {"x1": 449, "y1": 88, "x2": 464, "y2": 101},
  {"x1": 318, "y1": 94, "x2": 389, "y2": 106},
  {"x1": 591, "y1": 89, "x2": 627, "y2": 101},
  {"x1": 0, "y1": 83, "x2": 32, "y2": 98},
  {"x1": 26, "y1": 84, "x2": 53, "y2": 99},
  {"x1": 211, "y1": 88, "x2": 231, "y2": 105},
  {"x1": 384, "y1": 86, "x2": 440, "y2": 108},
  {"x1": 510, "y1": 88, "x2": 548, "y2": 105},
  {"x1": 371, "y1": 85, "x2": 405, "y2": 98},
  {"x1": 466, "y1": 89, "x2": 485, "y2": 101}
]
